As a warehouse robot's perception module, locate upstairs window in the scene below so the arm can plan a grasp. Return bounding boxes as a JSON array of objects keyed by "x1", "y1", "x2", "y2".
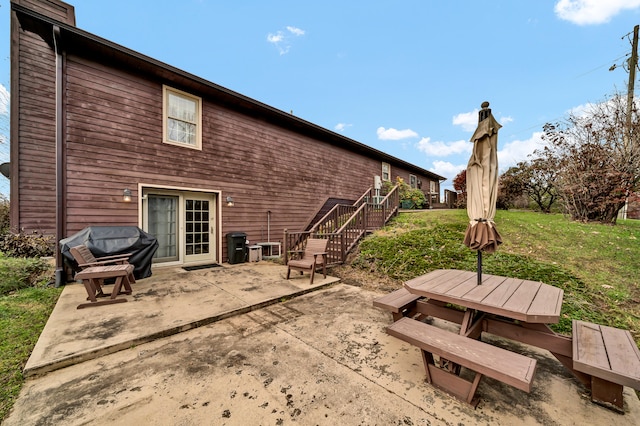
[
  {"x1": 382, "y1": 162, "x2": 391, "y2": 181},
  {"x1": 163, "y1": 86, "x2": 202, "y2": 149}
]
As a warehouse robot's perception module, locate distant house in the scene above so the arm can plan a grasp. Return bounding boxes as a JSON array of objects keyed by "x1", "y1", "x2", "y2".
[
  {"x1": 9, "y1": 0, "x2": 445, "y2": 273},
  {"x1": 625, "y1": 193, "x2": 640, "y2": 220}
]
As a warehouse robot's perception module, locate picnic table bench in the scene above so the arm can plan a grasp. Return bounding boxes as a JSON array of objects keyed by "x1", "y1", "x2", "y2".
[
  {"x1": 375, "y1": 269, "x2": 640, "y2": 411},
  {"x1": 388, "y1": 317, "x2": 537, "y2": 407},
  {"x1": 573, "y1": 320, "x2": 640, "y2": 411},
  {"x1": 373, "y1": 287, "x2": 422, "y2": 321}
]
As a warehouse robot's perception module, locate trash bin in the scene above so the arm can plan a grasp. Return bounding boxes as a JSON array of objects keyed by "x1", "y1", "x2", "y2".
[{"x1": 226, "y1": 232, "x2": 247, "y2": 264}]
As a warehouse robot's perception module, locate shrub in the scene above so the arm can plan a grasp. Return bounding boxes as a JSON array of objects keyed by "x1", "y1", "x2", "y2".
[
  {"x1": 0, "y1": 232, "x2": 54, "y2": 258},
  {"x1": 381, "y1": 180, "x2": 395, "y2": 196},
  {"x1": 0, "y1": 198, "x2": 9, "y2": 235},
  {"x1": 0, "y1": 254, "x2": 54, "y2": 295},
  {"x1": 397, "y1": 177, "x2": 427, "y2": 209}
]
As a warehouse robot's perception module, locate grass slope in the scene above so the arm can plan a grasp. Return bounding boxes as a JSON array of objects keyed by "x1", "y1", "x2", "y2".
[{"x1": 347, "y1": 209, "x2": 640, "y2": 338}]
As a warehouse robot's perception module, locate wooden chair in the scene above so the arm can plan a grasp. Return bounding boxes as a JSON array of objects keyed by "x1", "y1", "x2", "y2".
[
  {"x1": 69, "y1": 244, "x2": 132, "y2": 270},
  {"x1": 286, "y1": 238, "x2": 328, "y2": 284},
  {"x1": 69, "y1": 245, "x2": 135, "y2": 299}
]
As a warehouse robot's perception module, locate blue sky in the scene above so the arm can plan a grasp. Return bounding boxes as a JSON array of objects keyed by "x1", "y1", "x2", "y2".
[{"x1": 1, "y1": 0, "x2": 640, "y2": 197}]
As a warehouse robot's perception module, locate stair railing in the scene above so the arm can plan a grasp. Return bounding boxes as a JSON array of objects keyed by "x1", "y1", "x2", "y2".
[{"x1": 285, "y1": 184, "x2": 400, "y2": 265}]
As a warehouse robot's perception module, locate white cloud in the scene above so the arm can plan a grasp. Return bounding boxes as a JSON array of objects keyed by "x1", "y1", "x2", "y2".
[
  {"x1": 0, "y1": 84, "x2": 9, "y2": 116},
  {"x1": 376, "y1": 127, "x2": 418, "y2": 140},
  {"x1": 286, "y1": 26, "x2": 305, "y2": 36},
  {"x1": 267, "y1": 32, "x2": 284, "y2": 43},
  {"x1": 554, "y1": 0, "x2": 640, "y2": 25},
  {"x1": 416, "y1": 137, "x2": 471, "y2": 157},
  {"x1": 452, "y1": 110, "x2": 478, "y2": 132},
  {"x1": 497, "y1": 131, "x2": 546, "y2": 172},
  {"x1": 267, "y1": 26, "x2": 306, "y2": 55},
  {"x1": 334, "y1": 122, "x2": 352, "y2": 132},
  {"x1": 499, "y1": 115, "x2": 514, "y2": 125},
  {"x1": 565, "y1": 101, "x2": 595, "y2": 118},
  {"x1": 430, "y1": 160, "x2": 467, "y2": 182},
  {"x1": 432, "y1": 131, "x2": 546, "y2": 190},
  {"x1": 453, "y1": 110, "x2": 513, "y2": 131}
]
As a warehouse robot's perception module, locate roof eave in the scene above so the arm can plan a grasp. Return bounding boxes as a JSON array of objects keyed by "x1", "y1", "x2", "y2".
[{"x1": 12, "y1": 3, "x2": 446, "y2": 182}]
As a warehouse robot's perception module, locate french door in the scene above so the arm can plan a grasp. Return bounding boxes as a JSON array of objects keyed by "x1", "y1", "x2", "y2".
[
  {"x1": 184, "y1": 195, "x2": 213, "y2": 263},
  {"x1": 147, "y1": 194, "x2": 179, "y2": 262},
  {"x1": 144, "y1": 190, "x2": 217, "y2": 265}
]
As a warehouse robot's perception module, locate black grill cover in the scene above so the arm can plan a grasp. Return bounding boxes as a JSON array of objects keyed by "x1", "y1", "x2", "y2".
[{"x1": 60, "y1": 226, "x2": 159, "y2": 280}]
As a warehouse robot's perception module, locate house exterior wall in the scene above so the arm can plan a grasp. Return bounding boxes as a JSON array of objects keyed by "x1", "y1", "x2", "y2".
[
  {"x1": 11, "y1": 0, "x2": 444, "y2": 264},
  {"x1": 62, "y1": 52, "x2": 441, "y2": 248},
  {"x1": 62, "y1": 54, "x2": 418, "y2": 236},
  {"x1": 10, "y1": 10, "x2": 58, "y2": 234}
]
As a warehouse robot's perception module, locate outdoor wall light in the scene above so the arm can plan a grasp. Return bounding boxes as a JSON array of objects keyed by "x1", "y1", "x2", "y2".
[
  {"x1": 123, "y1": 188, "x2": 132, "y2": 203},
  {"x1": 226, "y1": 196, "x2": 235, "y2": 207}
]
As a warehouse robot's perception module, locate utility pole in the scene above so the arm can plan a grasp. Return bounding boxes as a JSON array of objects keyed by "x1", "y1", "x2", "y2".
[
  {"x1": 621, "y1": 25, "x2": 639, "y2": 221},
  {"x1": 626, "y1": 24, "x2": 639, "y2": 151}
]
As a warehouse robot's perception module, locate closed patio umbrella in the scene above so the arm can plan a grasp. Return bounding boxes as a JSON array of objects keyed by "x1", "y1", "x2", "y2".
[{"x1": 463, "y1": 102, "x2": 502, "y2": 284}]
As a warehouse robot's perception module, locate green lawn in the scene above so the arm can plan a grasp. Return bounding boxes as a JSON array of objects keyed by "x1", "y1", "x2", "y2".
[
  {"x1": 0, "y1": 258, "x2": 59, "y2": 422},
  {"x1": 0, "y1": 287, "x2": 61, "y2": 421},
  {"x1": 352, "y1": 209, "x2": 640, "y2": 339}
]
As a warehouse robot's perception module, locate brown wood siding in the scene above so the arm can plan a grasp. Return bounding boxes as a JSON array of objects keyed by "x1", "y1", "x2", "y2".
[
  {"x1": 13, "y1": 0, "x2": 76, "y2": 25},
  {"x1": 61, "y1": 55, "x2": 398, "y2": 249},
  {"x1": 14, "y1": 26, "x2": 57, "y2": 234}
]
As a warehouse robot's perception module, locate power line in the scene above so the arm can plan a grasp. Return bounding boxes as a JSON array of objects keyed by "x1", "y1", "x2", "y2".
[{"x1": 574, "y1": 52, "x2": 630, "y2": 79}]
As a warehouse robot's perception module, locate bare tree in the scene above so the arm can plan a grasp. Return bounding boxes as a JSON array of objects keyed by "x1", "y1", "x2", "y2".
[
  {"x1": 499, "y1": 158, "x2": 559, "y2": 213},
  {"x1": 538, "y1": 94, "x2": 640, "y2": 223}
]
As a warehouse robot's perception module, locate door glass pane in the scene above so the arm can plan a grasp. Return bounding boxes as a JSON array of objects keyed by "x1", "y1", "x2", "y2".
[
  {"x1": 148, "y1": 195, "x2": 179, "y2": 262},
  {"x1": 185, "y1": 197, "x2": 210, "y2": 257}
]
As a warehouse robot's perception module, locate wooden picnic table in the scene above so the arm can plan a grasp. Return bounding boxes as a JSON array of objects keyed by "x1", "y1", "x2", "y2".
[
  {"x1": 403, "y1": 268, "x2": 572, "y2": 363},
  {"x1": 379, "y1": 269, "x2": 567, "y2": 406},
  {"x1": 382, "y1": 268, "x2": 640, "y2": 411},
  {"x1": 404, "y1": 268, "x2": 563, "y2": 326}
]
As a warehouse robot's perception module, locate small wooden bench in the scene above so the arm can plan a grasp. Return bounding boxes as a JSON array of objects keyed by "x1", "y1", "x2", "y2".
[
  {"x1": 75, "y1": 264, "x2": 134, "y2": 309},
  {"x1": 573, "y1": 320, "x2": 640, "y2": 411},
  {"x1": 387, "y1": 317, "x2": 537, "y2": 407},
  {"x1": 373, "y1": 288, "x2": 422, "y2": 321}
]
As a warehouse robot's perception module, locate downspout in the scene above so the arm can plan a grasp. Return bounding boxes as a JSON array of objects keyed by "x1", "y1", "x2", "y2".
[{"x1": 53, "y1": 26, "x2": 65, "y2": 286}]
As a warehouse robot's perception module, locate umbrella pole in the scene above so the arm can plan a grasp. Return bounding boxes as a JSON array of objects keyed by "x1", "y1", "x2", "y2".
[{"x1": 477, "y1": 250, "x2": 482, "y2": 285}]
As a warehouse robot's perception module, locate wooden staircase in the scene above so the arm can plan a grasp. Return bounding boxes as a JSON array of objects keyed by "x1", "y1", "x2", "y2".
[{"x1": 284, "y1": 185, "x2": 400, "y2": 265}]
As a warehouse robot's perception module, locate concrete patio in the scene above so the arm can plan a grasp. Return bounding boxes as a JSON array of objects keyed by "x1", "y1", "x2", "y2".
[
  {"x1": 23, "y1": 262, "x2": 338, "y2": 377},
  {"x1": 6, "y1": 262, "x2": 640, "y2": 425}
]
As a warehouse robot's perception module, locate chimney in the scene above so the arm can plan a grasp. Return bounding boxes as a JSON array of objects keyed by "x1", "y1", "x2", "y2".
[{"x1": 12, "y1": 0, "x2": 76, "y2": 26}]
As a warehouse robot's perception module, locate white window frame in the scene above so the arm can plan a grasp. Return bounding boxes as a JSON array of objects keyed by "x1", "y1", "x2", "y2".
[
  {"x1": 409, "y1": 174, "x2": 417, "y2": 189},
  {"x1": 162, "y1": 85, "x2": 202, "y2": 150},
  {"x1": 139, "y1": 183, "x2": 222, "y2": 266},
  {"x1": 382, "y1": 162, "x2": 391, "y2": 181}
]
